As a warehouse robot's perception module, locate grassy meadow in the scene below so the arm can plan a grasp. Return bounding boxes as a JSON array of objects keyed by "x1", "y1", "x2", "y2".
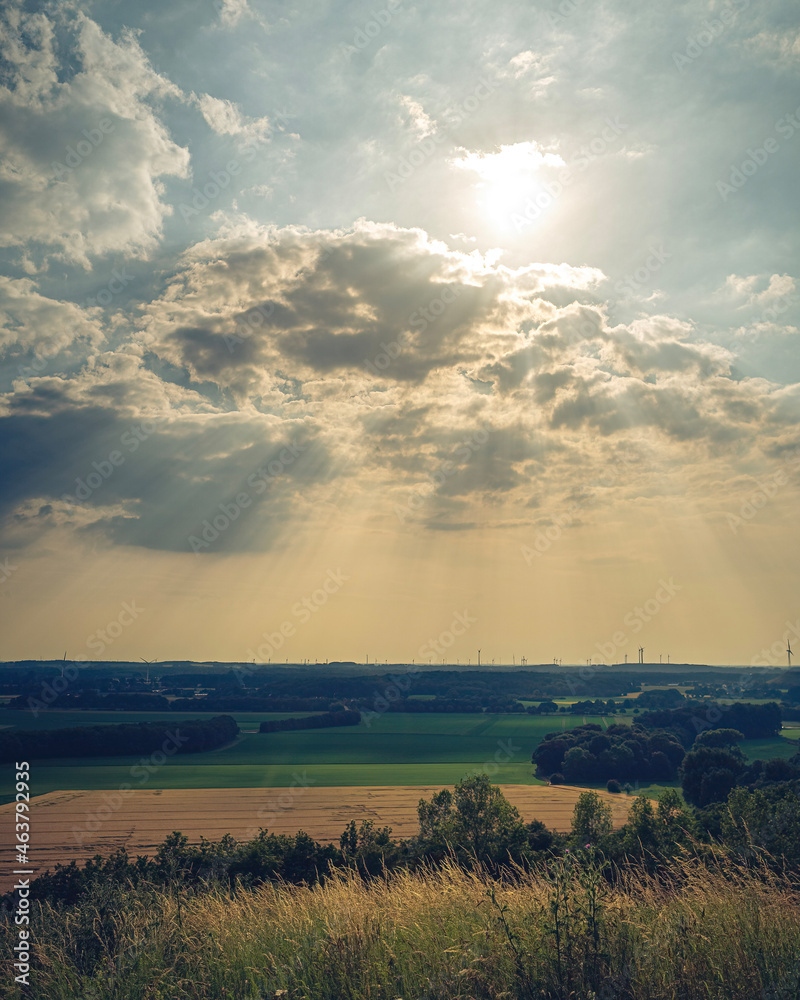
[{"x1": 13, "y1": 854, "x2": 800, "y2": 1000}]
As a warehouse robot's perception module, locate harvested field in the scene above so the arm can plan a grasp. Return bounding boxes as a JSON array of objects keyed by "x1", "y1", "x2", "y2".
[{"x1": 0, "y1": 784, "x2": 632, "y2": 891}]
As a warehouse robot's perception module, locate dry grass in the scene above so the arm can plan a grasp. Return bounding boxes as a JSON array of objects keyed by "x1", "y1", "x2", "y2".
[{"x1": 6, "y1": 851, "x2": 800, "y2": 1000}]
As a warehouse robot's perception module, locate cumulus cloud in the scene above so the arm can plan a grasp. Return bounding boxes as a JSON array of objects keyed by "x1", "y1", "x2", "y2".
[
  {"x1": 0, "y1": 5, "x2": 189, "y2": 267},
  {"x1": 0, "y1": 207, "x2": 796, "y2": 552},
  {"x1": 0, "y1": 222, "x2": 736, "y2": 538},
  {"x1": 0, "y1": 277, "x2": 105, "y2": 357},
  {"x1": 724, "y1": 273, "x2": 796, "y2": 308}
]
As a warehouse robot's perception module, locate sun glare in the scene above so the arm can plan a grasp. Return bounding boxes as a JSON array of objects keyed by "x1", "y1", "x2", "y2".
[{"x1": 453, "y1": 141, "x2": 565, "y2": 230}]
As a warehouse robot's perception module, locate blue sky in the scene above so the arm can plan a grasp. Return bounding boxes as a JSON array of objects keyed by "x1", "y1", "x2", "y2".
[{"x1": 0, "y1": 0, "x2": 798, "y2": 665}]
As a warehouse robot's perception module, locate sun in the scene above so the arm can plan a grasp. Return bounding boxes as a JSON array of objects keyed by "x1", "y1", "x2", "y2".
[{"x1": 453, "y1": 141, "x2": 565, "y2": 231}]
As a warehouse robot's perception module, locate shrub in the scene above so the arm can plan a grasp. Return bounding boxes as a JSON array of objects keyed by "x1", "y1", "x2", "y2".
[{"x1": 607, "y1": 779, "x2": 622, "y2": 793}]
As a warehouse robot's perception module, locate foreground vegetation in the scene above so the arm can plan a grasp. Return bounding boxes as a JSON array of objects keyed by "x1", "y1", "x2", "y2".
[
  {"x1": 6, "y1": 852, "x2": 800, "y2": 1000},
  {"x1": 6, "y1": 766, "x2": 800, "y2": 999}
]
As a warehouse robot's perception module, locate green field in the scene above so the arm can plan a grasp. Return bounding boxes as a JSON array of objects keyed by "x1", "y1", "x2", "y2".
[
  {"x1": 2, "y1": 707, "x2": 797, "y2": 800},
  {"x1": 3, "y1": 710, "x2": 624, "y2": 798},
  {"x1": 0, "y1": 709, "x2": 313, "y2": 731},
  {"x1": 741, "y1": 736, "x2": 800, "y2": 761}
]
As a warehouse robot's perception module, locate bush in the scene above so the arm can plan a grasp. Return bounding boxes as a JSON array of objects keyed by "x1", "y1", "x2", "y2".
[
  {"x1": 607, "y1": 779, "x2": 622, "y2": 793},
  {"x1": 550, "y1": 772, "x2": 565, "y2": 785}
]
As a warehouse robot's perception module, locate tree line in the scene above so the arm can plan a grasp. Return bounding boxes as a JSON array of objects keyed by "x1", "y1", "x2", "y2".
[
  {"x1": 0, "y1": 715, "x2": 238, "y2": 762},
  {"x1": 637, "y1": 700, "x2": 781, "y2": 743},
  {"x1": 531, "y1": 702, "x2": 797, "y2": 814},
  {"x1": 258, "y1": 709, "x2": 361, "y2": 732}
]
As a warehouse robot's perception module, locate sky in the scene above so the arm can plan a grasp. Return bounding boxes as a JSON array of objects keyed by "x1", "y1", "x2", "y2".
[{"x1": 0, "y1": 0, "x2": 798, "y2": 667}]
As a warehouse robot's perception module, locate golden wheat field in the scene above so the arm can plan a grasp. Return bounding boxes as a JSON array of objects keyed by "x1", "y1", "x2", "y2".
[{"x1": 0, "y1": 783, "x2": 632, "y2": 891}]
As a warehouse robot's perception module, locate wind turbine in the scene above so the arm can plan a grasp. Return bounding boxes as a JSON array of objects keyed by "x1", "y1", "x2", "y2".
[
  {"x1": 140, "y1": 657, "x2": 155, "y2": 684},
  {"x1": 789, "y1": 639, "x2": 794, "y2": 668},
  {"x1": 638, "y1": 646, "x2": 644, "y2": 665}
]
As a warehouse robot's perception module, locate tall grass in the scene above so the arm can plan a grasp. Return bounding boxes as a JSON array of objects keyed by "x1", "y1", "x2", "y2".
[{"x1": 4, "y1": 853, "x2": 800, "y2": 999}]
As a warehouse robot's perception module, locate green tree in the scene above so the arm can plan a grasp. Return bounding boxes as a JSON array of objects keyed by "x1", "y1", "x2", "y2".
[
  {"x1": 694, "y1": 728, "x2": 745, "y2": 750},
  {"x1": 655, "y1": 788, "x2": 692, "y2": 851},
  {"x1": 621, "y1": 795, "x2": 658, "y2": 854},
  {"x1": 416, "y1": 774, "x2": 527, "y2": 864},
  {"x1": 339, "y1": 819, "x2": 398, "y2": 875},
  {"x1": 570, "y1": 791, "x2": 613, "y2": 845},
  {"x1": 681, "y1": 746, "x2": 745, "y2": 806}
]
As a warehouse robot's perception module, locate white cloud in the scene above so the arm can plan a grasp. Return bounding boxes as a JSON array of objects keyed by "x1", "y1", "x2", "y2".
[
  {"x1": 452, "y1": 141, "x2": 565, "y2": 182},
  {"x1": 397, "y1": 95, "x2": 437, "y2": 139},
  {"x1": 0, "y1": 276, "x2": 105, "y2": 357},
  {"x1": 215, "y1": 0, "x2": 252, "y2": 28},
  {"x1": 747, "y1": 29, "x2": 800, "y2": 66},
  {"x1": 724, "y1": 273, "x2": 796, "y2": 309},
  {"x1": 192, "y1": 92, "x2": 272, "y2": 144},
  {"x1": 0, "y1": 6, "x2": 189, "y2": 267}
]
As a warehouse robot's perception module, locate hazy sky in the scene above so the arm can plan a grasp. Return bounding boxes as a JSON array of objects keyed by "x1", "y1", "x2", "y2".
[{"x1": 0, "y1": 0, "x2": 798, "y2": 666}]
